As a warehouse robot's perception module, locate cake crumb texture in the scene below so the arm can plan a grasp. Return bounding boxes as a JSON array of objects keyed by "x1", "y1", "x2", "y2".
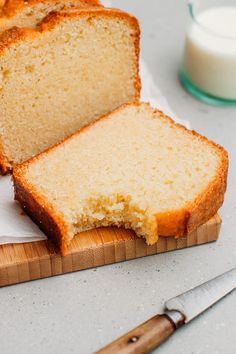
[{"x1": 0, "y1": 7, "x2": 140, "y2": 173}]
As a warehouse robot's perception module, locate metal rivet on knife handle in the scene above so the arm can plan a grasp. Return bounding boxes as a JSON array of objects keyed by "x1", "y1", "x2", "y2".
[{"x1": 94, "y1": 314, "x2": 176, "y2": 354}]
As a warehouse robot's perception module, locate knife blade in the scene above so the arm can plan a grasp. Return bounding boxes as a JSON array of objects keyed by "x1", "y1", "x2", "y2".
[
  {"x1": 165, "y1": 267, "x2": 236, "y2": 323},
  {"x1": 95, "y1": 267, "x2": 236, "y2": 354}
]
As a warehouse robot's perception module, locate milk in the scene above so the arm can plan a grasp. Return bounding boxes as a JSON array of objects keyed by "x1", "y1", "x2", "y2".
[{"x1": 183, "y1": 7, "x2": 236, "y2": 100}]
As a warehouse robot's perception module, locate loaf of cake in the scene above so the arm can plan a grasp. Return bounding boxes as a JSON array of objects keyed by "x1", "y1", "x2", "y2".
[
  {"x1": 0, "y1": 0, "x2": 102, "y2": 31},
  {"x1": 13, "y1": 102, "x2": 228, "y2": 256},
  {"x1": 0, "y1": 7, "x2": 140, "y2": 174}
]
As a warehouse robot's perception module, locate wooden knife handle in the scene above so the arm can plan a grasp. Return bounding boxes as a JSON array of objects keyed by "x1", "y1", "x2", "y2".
[{"x1": 95, "y1": 315, "x2": 175, "y2": 354}]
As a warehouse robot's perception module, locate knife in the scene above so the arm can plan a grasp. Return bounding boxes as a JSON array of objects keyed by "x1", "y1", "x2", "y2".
[{"x1": 95, "y1": 267, "x2": 236, "y2": 354}]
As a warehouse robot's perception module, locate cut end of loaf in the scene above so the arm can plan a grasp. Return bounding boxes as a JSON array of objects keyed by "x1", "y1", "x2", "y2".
[
  {"x1": 0, "y1": 0, "x2": 102, "y2": 31},
  {"x1": 0, "y1": 7, "x2": 140, "y2": 173}
]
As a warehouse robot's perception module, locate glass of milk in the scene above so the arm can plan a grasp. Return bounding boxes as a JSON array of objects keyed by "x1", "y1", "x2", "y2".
[{"x1": 180, "y1": 0, "x2": 236, "y2": 105}]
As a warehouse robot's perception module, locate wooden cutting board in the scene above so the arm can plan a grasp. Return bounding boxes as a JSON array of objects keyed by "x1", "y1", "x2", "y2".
[{"x1": 0, "y1": 214, "x2": 221, "y2": 287}]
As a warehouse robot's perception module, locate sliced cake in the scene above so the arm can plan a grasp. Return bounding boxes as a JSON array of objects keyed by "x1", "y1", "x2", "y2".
[
  {"x1": 0, "y1": 0, "x2": 102, "y2": 31},
  {"x1": 0, "y1": 7, "x2": 140, "y2": 173},
  {"x1": 13, "y1": 102, "x2": 228, "y2": 255}
]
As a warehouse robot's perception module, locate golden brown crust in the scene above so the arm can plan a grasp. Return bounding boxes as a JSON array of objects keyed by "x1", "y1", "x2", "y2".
[
  {"x1": 0, "y1": 25, "x2": 37, "y2": 52},
  {"x1": 13, "y1": 169, "x2": 70, "y2": 255},
  {"x1": 0, "y1": 139, "x2": 11, "y2": 174},
  {"x1": 0, "y1": 7, "x2": 140, "y2": 55},
  {"x1": 13, "y1": 102, "x2": 228, "y2": 255},
  {"x1": 0, "y1": 0, "x2": 102, "y2": 18},
  {"x1": 0, "y1": 7, "x2": 141, "y2": 174}
]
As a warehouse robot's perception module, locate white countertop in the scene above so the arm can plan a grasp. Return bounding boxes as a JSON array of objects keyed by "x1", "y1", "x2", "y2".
[{"x1": 1, "y1": 1, "x2": 236, "y2": 353}]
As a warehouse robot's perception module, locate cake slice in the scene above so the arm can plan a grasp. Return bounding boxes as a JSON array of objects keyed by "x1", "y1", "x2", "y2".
[
  {"x1": 0, "y1": 7, "x2": 140, "y2": 174},
  {"x1": 0, "y1": 0, "x2": 102, "y2": 32},
  {"x1": 13, "y1": 102, "x2": 228, "y2": 256}
]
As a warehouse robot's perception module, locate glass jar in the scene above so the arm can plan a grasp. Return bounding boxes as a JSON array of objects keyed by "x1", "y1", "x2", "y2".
[{"x1": 180, "y1": 0, "x2": 236, "y2": 106}]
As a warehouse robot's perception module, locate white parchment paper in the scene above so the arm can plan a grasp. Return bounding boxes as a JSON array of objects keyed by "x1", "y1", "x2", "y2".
[{"x1": 0, "y1": 60, "x2": 188, "y2": 245}]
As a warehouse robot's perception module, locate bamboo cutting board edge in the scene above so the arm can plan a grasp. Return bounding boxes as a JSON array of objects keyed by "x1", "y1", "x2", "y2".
[{"x1": 0, "y1": 214, "x2": 221, "y2": 287}]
